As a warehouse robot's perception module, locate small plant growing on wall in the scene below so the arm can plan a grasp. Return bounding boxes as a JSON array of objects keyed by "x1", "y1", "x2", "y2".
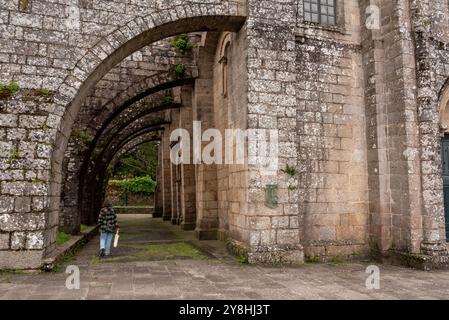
[
  {"x1": 281, "y1": 163, "x2": 297, "y2": 177},
  {"x1": 33, "y1": 88, "x2": 52, "y2": 98},
  {"x1": 71, "y1": 130, "x2": 92, "y2": 145},
  {"x1": 170, "y1": 33, "x2": 194, "y2": 53},
  {"x1": 0, "y1": 81, "x2": 20, "y2": 99},
  {"x1": 19, "y1": 0, "x2": 29, "y2": 11},
  {"x1": 8, "y1": 147, "x2": 20, "y2": 162},
  {"x1": 174, "y1": 64, "x2": 186, "y2": 78},
  {"x1": 163, "y1": 95, "x2": 174, "y2": 105},
  {"x1": 281, "y1": 164, "x2": 298, "y2": 191}
]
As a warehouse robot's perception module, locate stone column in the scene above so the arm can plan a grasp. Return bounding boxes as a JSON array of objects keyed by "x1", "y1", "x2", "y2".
[
  {"x1": 410, "y1": 0, "x2": 449, "y2": 258},
  {"x1": 153, "y1": 142, "x2": 164, "y2": 218},
  {"x1": 193, "y1": 33, "x2": 220, "y2": 240},
  {"x1": 162, "y1": 129, "x2": 172, "y2": 221},
  {"x1": 241, "y1": 0, "x2": 303, "y2": 264},
  {"x1": 179, "y1": 86, "x2": 197, "y2": 230}
]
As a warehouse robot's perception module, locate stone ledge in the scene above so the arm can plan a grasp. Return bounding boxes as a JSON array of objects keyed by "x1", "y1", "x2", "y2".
[
  {"x1": 227, "y1": 239, "x2": 304, "y2": 265},
  {"x1": 383, "y1": 249, "x2": 449, "y2": 271},
  {"x1": 42, "y1": 225, "x2": 99, "y2": 271}
]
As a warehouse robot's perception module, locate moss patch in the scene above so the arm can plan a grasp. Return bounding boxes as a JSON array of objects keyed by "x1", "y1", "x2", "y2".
[
  {"x1": 56, "y1": 231, "x2": 72, "y2": 246},
  {"x1": 305, "y1": 256, "x2": 321, "y2": 264},
  {"x1": 103, "y1": 242, "x2": 207, "y2": 263},
  {"x1": 0, "y1": 81, "x2": 20, "y2": 99}
]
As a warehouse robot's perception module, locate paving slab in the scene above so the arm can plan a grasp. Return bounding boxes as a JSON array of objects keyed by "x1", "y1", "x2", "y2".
[{"x1": 1, "y1": 214, "x2": 449, "y2": 300}]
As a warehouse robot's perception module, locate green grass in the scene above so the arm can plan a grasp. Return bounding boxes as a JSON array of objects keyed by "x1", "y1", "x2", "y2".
[
  {"x1": 80, "y1": 224, "x2": 89, "y2": 233},
  {"x1": 103, "y1": 242, "x2": 207, "y2": 263},
  {"x1": 305, "y1": 256, "x2": 321, "y2": 264},
  {"x1": 238, "y1": 254, "x2": 248, "y2": 264},
  {"x1": 51, "y1": 251, "x2": 76, "y2": 273},
  {"x1": 328, "y1": 256, "x2": 344, "y2": 266},
  {"x1": 56, "y1": 231, "x2": 72, "y2": 246},
  {"x1": 128, "y1": 242, "x2": 206, "y2": 259}
]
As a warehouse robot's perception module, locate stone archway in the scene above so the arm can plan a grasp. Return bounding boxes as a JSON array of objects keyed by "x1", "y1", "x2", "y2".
[
  {"x1": 48, "y1": 6, "x2": 247, "y2": 251},
  {"x1": 1, "y1": 0, "x2": 307, "y2": 270}
]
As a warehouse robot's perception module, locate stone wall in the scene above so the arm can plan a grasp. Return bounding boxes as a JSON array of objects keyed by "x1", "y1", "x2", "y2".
[
  {"x1": 0, "y1": 0, "x2": 247, "y2": 269},
  {"x1": 2, "y1": 0, "x2": 449, "y2": 270}
]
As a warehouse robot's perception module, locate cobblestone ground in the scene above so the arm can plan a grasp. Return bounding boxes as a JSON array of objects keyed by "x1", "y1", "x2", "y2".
[{"x1": 1, "y1": 214, "x2": 449, "y2": 300}]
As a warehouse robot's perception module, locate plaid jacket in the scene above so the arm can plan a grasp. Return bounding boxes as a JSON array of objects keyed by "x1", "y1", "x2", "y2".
[{"x1": 98, "y1": 207, "x2": 118, "y2": 233}]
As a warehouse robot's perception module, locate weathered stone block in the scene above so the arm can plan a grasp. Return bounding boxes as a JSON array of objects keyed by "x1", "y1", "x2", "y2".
[
  {"x1": 0, "y1": 232, "x2": 9, "y2": 249},
  {"x1": 11, "y1": 231, "x2": 26, "y2": 250}
]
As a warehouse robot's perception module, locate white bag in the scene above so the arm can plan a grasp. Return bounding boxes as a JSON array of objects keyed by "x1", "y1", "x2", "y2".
[{"x1": 113, "y1": 232, "x2": 119, "y2": 248}]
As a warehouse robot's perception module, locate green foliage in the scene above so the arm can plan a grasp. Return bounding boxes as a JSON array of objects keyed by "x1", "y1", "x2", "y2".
[
  {"x1": 170, "y1": 33, "x2": 194, "y2": 53},
  {"x1": 281, "y1": 163, "x2": 297, "y2": 177},
  {"x1": 71, "y1": 130, "x2": 92, "y2": 144},
  {"x1": 110, "y1": 175, "x2": 156, "y2": 195},
  {"x1": 9, "y1": 147, "x2": 19, "y2": 160},
  {"x1": 0, "y1": 81, "x2": 20, "y2": 99},
  {"x1": 164, "y1": 95, "x2": 174, "y2": 105},
  {"x1": 19, "y1": 0, "x2": 29, "y2": 11},
  {"x1": 329, "y1": 256, "x2": 343, "y2": 266},
  {"x1": 8, "y1": 81, "x2": 20, "y2": 93},
  {"x1": 112, "y1": 141, "x2": 159, "y2": 179},
  {"x1": 56, "y1": 231, "x2": 71, "y2": 246},
  {"x1": 33, "y1": 88, "x2": 52, "y2": 98},
  {"x1": 174, "y1": 64, "x2": 186, "y2": 77},
  {"x1": 305, "y1": 256, "x2": 320, "y2": 264},
  {"x1": 101, "y1": 242, "x2": 207, "y2": 263},
  {"x1": 110, "y1": 175, "x2": 156, "y2": 206},
  {"x1": 80, "y1": 224, "x2": 89, "y2": 233},
  {"x1": 238, "y1": 254, "x2": 248, "y2": 264},
  {"x1": 51, "y1": 250, "x2": 76, "y2": 273}
]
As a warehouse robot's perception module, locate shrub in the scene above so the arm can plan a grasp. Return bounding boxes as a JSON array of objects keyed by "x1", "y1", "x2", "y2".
[
  {"x1": 109, "y1": 176, "x2": 156, "y2": 206},
  {"x1": 170, "y1": 33, "x2": 194, "y2": 53},
  {"x1": 174, "y1": 64, "x2": 186, "y2": 77}
]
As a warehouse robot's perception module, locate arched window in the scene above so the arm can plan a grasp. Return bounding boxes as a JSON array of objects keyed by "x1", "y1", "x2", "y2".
[
  {"x1": 304, "y1": 0, "x2": 336, "y2": 25},
  {"x1": 219, "y1": 33, "x2": 232, "y2": 98}
]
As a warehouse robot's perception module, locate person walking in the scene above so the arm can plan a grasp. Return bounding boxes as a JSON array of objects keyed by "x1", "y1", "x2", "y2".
[{"x1": 98, "y1": 198, "x2": 119, "y2": 257}]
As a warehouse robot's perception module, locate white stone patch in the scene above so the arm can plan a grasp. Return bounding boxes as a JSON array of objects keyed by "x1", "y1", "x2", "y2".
[
  {"x1": 26, "y1": 232, "x2": 44, "y2": 250},
  {"x1": 67, "y1": 0, "x2": 81, "y2": 32},
  {"x1": 403, "y1": 148, "x2": 419, "y2": 161},
  {"x1": 352, "y1": 149, "x2": 364, "y2": 162}
]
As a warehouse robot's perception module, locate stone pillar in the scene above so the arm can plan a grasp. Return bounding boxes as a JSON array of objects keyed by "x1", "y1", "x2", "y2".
[
  {"x1": 193, "y1": 34, "x2": 220, "y2": 240},
  {"x1": 162, "y1": 129, "x2": 172, "y2": 221},
  {"x1": 153, "y1": 142, "x2": 164, "y2": 218},
  {"x1": 241, "y1": 0, "x2": 303, "y2": 264},
  {"x1": 410, "y1": 0, "x2": 449, "y2": 259},
  {"x1": 179, "y1": 86, "x2": 197, "y2": 230}
]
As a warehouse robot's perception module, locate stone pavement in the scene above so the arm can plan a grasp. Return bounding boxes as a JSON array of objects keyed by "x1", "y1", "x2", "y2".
[{"x1": 1, "y1": 214, "x2": 449, "y2": 300}]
